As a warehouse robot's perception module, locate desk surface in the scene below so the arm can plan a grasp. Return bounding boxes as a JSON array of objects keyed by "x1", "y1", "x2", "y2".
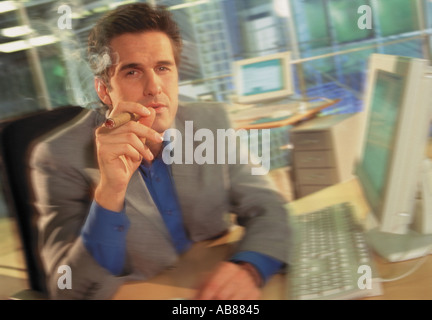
[
  {"x1": 230, "y1": 98, "x2": 340, "y2": 130},
  {"x1": 113, "y1": 178, "x2": 432, "y2": 300}
]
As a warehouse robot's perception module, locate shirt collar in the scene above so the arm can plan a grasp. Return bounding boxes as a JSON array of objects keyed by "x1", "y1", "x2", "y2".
[{"x1": 140, "y1": 140, "x2": 170, "y2": 176}]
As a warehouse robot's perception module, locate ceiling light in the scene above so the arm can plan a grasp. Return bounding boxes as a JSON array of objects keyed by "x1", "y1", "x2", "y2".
[
  {"x1": 0, "y1": 35, "x2": 58, "y2": 53},
  {"x1": 0, "y1": 1, "x2": 18, "y2": 14},
  {"x1": 273, "y1": 0, "x2": 290, "y2": 17},
  {"x1": 1, "y1": 25, "x2": 34, "y2": 38},
  {"x1": 109, "y1": 0, "x2": 137, "y2": 9},
  {"x1": 168, "y1": 0, "x2": 209, "y2": 11}
]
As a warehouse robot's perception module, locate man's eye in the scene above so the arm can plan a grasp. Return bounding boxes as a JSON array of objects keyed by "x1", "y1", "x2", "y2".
[
  {"x1": 157, "y1": 66, "x2": 170, "y2": 72},
  {"x1": 125, "y1": 70, "x2": 140, "y2": 78}
]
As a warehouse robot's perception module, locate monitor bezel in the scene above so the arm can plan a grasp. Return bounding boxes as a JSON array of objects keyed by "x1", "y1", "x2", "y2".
[
  {"x1": 356, "y1": 53, "x2": 431, "y2": 235},
  {"x1": 233, "y1": 51, "x2": 293, "y2": 104}
]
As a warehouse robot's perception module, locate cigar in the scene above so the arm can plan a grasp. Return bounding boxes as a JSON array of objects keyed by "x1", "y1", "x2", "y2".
[{"x1": 104, "y1": 112, "x2": 141, "y2": 129}]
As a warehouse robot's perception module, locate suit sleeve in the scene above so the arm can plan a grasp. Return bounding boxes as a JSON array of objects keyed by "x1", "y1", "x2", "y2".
[
  {"x1": 215, "y1": 104, "x2": 292, "y2": 268},
  {"x1": 30, "y1": 135, "x2": 127, "y2": 299},
  {"x1": 81, "y1": 201, "x2": 130, "y2": 276}
]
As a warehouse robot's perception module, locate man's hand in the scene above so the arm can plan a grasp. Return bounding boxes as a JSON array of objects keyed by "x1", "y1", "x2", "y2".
[
  {"x1": 194, "y1": 261, "x2": 262, "y2": 300},
  {"x1": 94, "y1": 102, "x2": 163, "y2": 212}
]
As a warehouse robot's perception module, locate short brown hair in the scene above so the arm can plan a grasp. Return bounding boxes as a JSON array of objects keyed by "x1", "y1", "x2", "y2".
[{"x1": 87, "y1": 3, "x2": 182, "y2": 86}]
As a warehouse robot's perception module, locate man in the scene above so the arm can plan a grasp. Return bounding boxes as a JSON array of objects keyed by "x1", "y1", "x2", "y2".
[{"x1": 31, "y1": 3, "x2": 290, "y2": 300}]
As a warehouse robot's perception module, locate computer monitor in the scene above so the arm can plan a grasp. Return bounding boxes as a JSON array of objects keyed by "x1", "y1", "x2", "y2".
[
  {"x1": 233, "y1": 51, "x2": 294, "y2": 104},
  {"x1": 356, "y1": 53, "x2": 432, "y2": 262}
]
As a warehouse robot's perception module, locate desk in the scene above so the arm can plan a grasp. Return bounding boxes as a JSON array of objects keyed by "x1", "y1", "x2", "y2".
[
  {"x1": 231, "y1": 98, "x2": 340, "y2": 130},
  {"x1": 113, "y1": 178, "x2": 432, "y2": 300},
  {"x1": 112, "y1": 226, "x2": 285, "y2": 300}
]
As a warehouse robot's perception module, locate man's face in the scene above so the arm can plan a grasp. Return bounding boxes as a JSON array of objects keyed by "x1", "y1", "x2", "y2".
[{"x1": 98, "y1": 31, "x2": 179, "y2": 133}]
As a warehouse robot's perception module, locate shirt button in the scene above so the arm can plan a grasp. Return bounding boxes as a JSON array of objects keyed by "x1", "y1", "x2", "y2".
[{"x1": 115, "y1": 225, "x2": 124, "y2": 232}]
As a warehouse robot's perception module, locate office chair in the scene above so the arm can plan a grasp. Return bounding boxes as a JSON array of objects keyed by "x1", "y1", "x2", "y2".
[{"x1": 0, "y1": 105, "x2": 85, "y2": 299}]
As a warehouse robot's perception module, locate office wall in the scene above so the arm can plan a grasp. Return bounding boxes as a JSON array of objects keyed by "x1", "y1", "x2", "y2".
[{"x1": 0, "y1": 0, "x2": 431, "y2": 217}]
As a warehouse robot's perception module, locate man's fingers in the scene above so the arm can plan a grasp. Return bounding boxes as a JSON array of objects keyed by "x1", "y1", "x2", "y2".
[
  {"x1": 96, "y1": 127, "x2": 156, "y2": 162},
  {"x1": 195, "y1": 262, "x2": 256, "y2": 300},
  {"x1": 137, "y1": 107, "x2": 157, "y2": 148},
  {"x1": 138, "y1": 106, "x2": 156, "y2": 128},
  {"x1": 218, "y1": 270, "x2": 260, "y2": 300},
  {"x1": 98, "y1": 119, "x2": 163, "y2": 144},
  {"x1": 109, "y1": 101, "x2": 152, "y2": 119}
]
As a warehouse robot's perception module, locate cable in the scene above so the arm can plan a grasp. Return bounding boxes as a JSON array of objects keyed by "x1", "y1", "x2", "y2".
[
  {"x1": 0, "y1": 265, "x2": 27, "y2": 272},
  {"x1": 378, "y1": 248, "x2": 432, "y2": 283}
]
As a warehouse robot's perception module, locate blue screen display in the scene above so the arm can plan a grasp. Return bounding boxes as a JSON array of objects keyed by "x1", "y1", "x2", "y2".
[
  {"x1": 361, "y1": 70, "x2": 404, "y2": 197},
  {"x1": 240, "y1": 59, "x2": 283, "y2": 96}
]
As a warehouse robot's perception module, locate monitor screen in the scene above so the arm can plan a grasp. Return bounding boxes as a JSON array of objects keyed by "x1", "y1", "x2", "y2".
[
  {"x1": 233, "y1": 52, "x2": 293, "y2": 104},
  {"x1": 240, "y1": 59, "x2": 284, "y2": 96},
  {"x1": 355, "y1": 54, "x2": 432, "y2": 261},
  {"x1": 360, "y1": 70, "x2": 404, "y2": 210}
]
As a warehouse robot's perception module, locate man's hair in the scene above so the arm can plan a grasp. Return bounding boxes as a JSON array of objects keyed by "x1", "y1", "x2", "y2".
[{"x1": 87, "y1": 3, "x2": 182, "y2": 87}]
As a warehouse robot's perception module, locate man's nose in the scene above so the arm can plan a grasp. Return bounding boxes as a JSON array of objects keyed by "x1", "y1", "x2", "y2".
[{"x1": 143, "y1": 72, "x2": 162, "y2": 96}]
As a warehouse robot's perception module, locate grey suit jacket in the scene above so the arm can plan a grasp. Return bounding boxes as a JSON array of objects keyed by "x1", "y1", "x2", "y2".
[{"x1": 30, "y1": 102, "x2": 291, "y2": 299}]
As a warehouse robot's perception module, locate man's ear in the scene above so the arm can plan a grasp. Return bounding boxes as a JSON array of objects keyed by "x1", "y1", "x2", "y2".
[{"x1": 94, "y1": 78, "x2": 112, "y2": 106}]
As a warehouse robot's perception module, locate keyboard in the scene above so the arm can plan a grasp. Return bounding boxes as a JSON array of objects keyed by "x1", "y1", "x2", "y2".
[{"x1": 288, "y1": 202, "x2": 382, "y2": 300}]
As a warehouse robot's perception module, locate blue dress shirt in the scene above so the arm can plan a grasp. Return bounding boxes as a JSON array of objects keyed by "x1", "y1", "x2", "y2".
[
  {"x1": 81, "y1": 156, "x2": 283, "y2": 282},
  {"x1": 138, "y1": 158, "x2": 192, "y2": 254}
]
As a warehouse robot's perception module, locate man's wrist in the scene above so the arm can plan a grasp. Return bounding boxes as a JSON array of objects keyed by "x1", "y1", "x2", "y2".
[
  {"x1": 233, "y1": 261, "x2": 263, "y2": 288},
  {"x1": 94, "y1": 184, "x2": 126, "y2": 212}
]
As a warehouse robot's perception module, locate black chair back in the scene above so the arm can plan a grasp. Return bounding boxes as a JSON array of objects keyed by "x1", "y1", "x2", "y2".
[{"x1": 0, "y1": 106, "x2": 84, "y2": 294}]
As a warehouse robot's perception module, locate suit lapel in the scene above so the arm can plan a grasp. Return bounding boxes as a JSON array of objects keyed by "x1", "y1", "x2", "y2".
[
  {"x1": 169, "y1": 112, "x2": 200, "y2": 219},
  {"x1": 83, "y1": 168, "x2": 100, "y2": 187}
]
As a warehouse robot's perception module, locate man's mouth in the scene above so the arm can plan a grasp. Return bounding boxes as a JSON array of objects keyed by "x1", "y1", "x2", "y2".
[{"x1": 147, "y1": 103, "x2": 168, "y2": 114}]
